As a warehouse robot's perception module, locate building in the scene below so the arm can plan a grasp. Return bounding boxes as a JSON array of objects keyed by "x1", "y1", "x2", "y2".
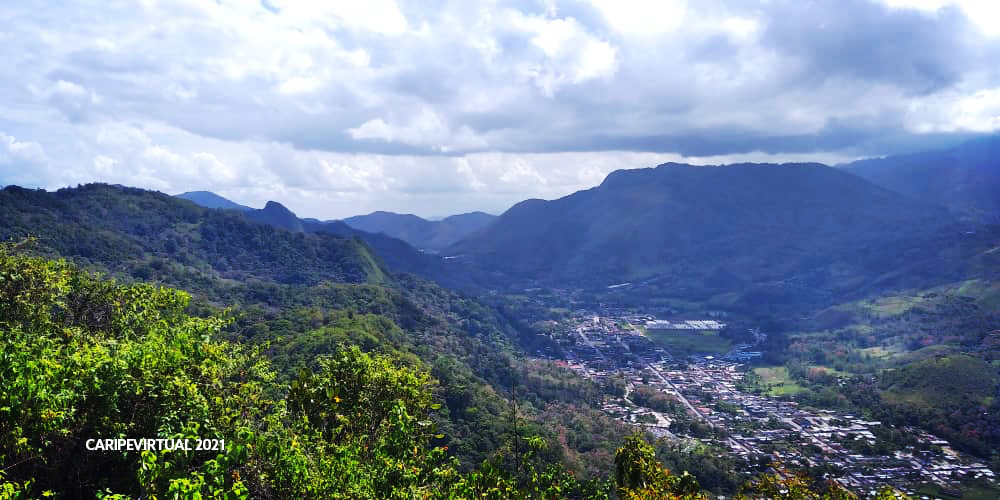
[{"x1": 645, "y1": 319, "x2": 726, "y2": 331}]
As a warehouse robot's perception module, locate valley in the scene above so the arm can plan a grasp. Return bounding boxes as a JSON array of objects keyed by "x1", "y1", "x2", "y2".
[
  {"x1": 2, "y1": 152, "x2": 999, "y2": 498},
  {"x1": 538, "y1": 307, "x2": 997, "y2": 497}
]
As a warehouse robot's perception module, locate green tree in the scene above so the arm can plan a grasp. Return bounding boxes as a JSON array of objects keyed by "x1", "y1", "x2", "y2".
[{"x1": 614, "y1": 434, "x2": 704, "y2": 500}]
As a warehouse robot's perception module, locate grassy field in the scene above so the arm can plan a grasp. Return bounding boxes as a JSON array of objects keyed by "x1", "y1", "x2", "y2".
[
  {"x1": 644, "y1": 329, "x2": 732, "y2": 354},
  {"x1": 804, "y1": 364, "x2": 852, "y2": 377},
  {"x1": 646, "y1": 297, "x2": 707, "y2": 312},
  {"x1": 860, "y1": 346, "x2": 896, "y2": 360},
  {"x1": 914, "y1": 481, "x2": 1000, "y2": 500},
  {"x1": 753, "y1": 366, "x2": 805, "y2": 396},
  {"x1": 706, "y1": 292, "x2": 741, "y2": 308},
  {"x1": 859, "y1": 293, "x2": 926, "y2": 317},
  {"x1": 881, "y1": 354, "x2": 999, "y2": 407}
]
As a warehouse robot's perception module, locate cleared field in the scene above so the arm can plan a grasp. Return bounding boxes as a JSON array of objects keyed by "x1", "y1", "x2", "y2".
[
  {"x1": 644, "y1": 329, "x2": 731, "y2": 354},
  {"x1": 914, "y1": 481, "x2": 1000, "y2": 500},
  {"x1": 860, "y1": 346, "x2": 895, "y2": 359},
  {"x1": 646, "y1": 297, "x2": 706, "y2": 312},
  {"x1": 753, "y1": 366, "x2": 805, "y2": 396},
  {"x1": 881, "y1": 354, "x2": 998, "y2": 407},
  {"x1": 860, "y1": 294, "x2": 926, "y2": 317},
  {"x1": 804, "y1": 364, "x2": 851, "y2": 377}
]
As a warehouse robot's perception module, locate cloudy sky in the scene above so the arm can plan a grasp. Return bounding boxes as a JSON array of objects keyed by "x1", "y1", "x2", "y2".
[{"x1": 2, "y1": 0, "x2": 999, "y2": 218}]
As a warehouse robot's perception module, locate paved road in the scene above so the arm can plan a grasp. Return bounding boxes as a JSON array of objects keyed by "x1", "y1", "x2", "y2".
[
  {"x1": 646, "y1": 361, "x2": 709, "y2": 426},
  {"x1": 576, "y1": 326, "x2": 608, "y2": 362}
]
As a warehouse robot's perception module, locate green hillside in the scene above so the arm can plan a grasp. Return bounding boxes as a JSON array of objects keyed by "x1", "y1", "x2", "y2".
[
  {"x1": 0, "y1": 184, "x2": 718, "y2": 496},
  {"x1": 771, "y1": 281, "x2": 1000, "y2": 459},
  {"x1": 0, "y1": 184, "x2": 386, "y2": 286},
  {"x1": 0, "y1": 247, "x2": 717, "y2": 498},
  {"x1": 844, "y1": 135, "x2": 1000, "y2": 221},
  {"x1": 880, "y1": 354, "x2": 998, "y2": 407},
  {"x1": 451, "y1": 162, "x2": 973, "y2": 309}
]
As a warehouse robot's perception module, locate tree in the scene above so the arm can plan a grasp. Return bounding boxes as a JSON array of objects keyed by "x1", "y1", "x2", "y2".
[
  {"x1": 614, "y1": 434, "x2": 704, "y2": 500},
  {"x1": 737, "y1": 469, "x2": 857, "y2": 500}
]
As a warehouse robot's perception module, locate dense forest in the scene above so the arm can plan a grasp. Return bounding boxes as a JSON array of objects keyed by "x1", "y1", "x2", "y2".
[
  {"x1": 0, "y1": 244, "x2": 876, "y2": 498},
  {"x1": 0, "y1": 185, "x2": 639, "y2": 475},
  {"x1": 2, "y1": 182, "x2": 997, "y2": 497}
]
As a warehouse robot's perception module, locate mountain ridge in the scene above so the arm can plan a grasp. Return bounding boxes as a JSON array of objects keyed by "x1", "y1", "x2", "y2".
[
  {"x1": 173, "y1": 190, "x2": 477, "y2": 289},
  {"x1": 0, "y1": 183, "x2": 389, "y2": 286},
  {"x1": 249, "y1": 200, "x2": 305, "y2": 232},
  {"x1": 176, "y1": 190, "x2": 253, "y2": 211},
  {"x1": 449, "y1": 161, "x2": 973, "y2": 307},
  {"x1": 342, "y1": 210, "x2": 496, "y2": 251},
  {"x1": 842, "y1": 134, "x2": 1000, "y2": 221}
]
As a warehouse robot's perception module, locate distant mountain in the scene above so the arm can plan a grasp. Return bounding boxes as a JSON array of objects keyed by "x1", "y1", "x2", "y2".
[
  {"x1": 843, "y1": 135, "x2": 1000, "y2": 221},
  {"x1": 176, "y1": 190, "x2": 252, "y2": 211},
  {"x1": 450, "y1": 162, "x2": 975, "y2": 305},
  {"x1": 440, "y1": 211, "x2": 497, "y2": 237},
  {"x1": 247, "y1": 201, "x2": 305, "y2": 233},
  {"x1": 343, "y1": 211, "x2": 496, "y2": 251},
  {"x1": 175, "y1": 189, "x2": 474, "y2": 288}
]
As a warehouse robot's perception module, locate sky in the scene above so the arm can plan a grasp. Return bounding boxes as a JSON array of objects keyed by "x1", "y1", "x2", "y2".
[{"x1": 2, "y1": 0, "x2": 999, "y2": 219}]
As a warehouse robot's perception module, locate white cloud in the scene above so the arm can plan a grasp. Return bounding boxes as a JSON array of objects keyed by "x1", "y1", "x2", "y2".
[
  {"x1": 348, "y1": 108, "x2": 488, "y2": 152},
  {"x1": 0, "y1": 133, "x2": 46, "y2": 164},
  {"x1": 46, "y1": 80, "x2": 99, "y2": 121},
  {"x1": 268, "y1": 0, "x2": 410, "y2": 35},
  {"x1": 906, "y1": 86, "x2": 1000, "y2": 133},
  {"x1": 511, "y1": 12, "x2": 619, "y2": 95},
  {"x1": 0, "y1": 0, "x2": 998, "y2": 219},
  {"x1": 880, "y1": 0, "x2": 1000, "y2": 36},
  {"x1": 590, "y1": 0, "x2": 687, "y2": 35},
  {"x1": 0, "y1": 132, "x2": 49, "y2": 186}
]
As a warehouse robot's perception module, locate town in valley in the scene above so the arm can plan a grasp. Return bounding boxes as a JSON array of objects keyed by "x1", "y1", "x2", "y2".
[{"x1": 531, "y1": 305, "x2": 997, "y2": 499}]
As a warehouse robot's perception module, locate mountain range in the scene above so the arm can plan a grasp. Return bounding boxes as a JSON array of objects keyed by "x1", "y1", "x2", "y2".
[
  {"x1": 173, "y1": 192, "x2": 495, "y2": 257},
  {"x1": 4, "y1": 135, "x2": 1000, "y2": 496},
  {"x1": 342, "y1": 211, "x2": 496, "y2": 251},
  {"x1": 1, "y1": 184, "x2": 388, "y2": 286},
  {"x1": 171, "y1": 139, "x2": 999, "y2": 310},
  {"x1": 449, "y1": 162, "x2": 992, "y2": 309},
  {"x1": 168, "y1": 193, "x2": 476, "y2": 288},
  {"x1": 843, "y1": 134, "x2": 1000, "y2": 221}
]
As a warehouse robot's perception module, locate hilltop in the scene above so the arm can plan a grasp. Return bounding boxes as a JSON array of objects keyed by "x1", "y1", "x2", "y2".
[
  {"x1": 450, "y1": 162, "x2": 972, "y2": 308},
  {"x1": 176, "y1": 190, "x2": 253, "y2": 211}
]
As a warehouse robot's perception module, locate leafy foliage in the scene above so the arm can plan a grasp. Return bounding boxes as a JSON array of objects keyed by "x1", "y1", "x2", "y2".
[
  {"x1": 735, "y1": 469, "x2": 858, "y2": 500},
  {"x1": 614, "y1": 434, "x2": 703, "y2": 500},
  {"x1": 0, "y1": 246, "x2": 858, "y2": 498}
]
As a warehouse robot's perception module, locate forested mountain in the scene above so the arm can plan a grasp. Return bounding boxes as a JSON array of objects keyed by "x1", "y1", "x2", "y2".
[
  {"x1": 0, "y1": 184, "x2": 387, "y2": 286},
  {"x1": 3, "y1": 245, "x2": 764, "y2": 498},
  {"x1": 172, "y1": 192, "x2": 497, "y2": 253},
  {"x1": 173, "y1": 189, "x2": 475, "y2": 289},
  {"x1": 176, "y1": 190, "x2": 253, "y2": 211},
  {"x1": 2, "y1": 174, "x2": 996, "y2": 497},
  {"x1": 843, "y1": 135, "x2": 1000, "y2": 221},
  {"x1": 0, "y1": 183, "x2": 658, "y2": 496},
  {"x1": 246, "y1": 200, "x2": 306, "y2": 233},
  {"x1": 450, "y1": 162, "x2": 984, "y2": 307},
  {"x1": 342, "y1": 210, "x2": 496, "y2": 251}
]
